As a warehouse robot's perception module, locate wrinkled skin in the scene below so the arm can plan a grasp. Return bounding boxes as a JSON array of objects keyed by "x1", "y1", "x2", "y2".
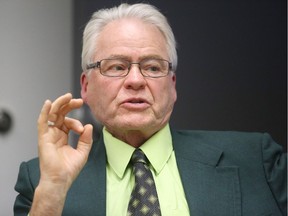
[{"x1": 81, "y1": 18, "x2": 177, "y2": 147}]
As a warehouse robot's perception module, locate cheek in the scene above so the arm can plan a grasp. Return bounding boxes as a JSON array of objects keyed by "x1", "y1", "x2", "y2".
[
  {"x1": 86, "y1": 79, "x2": 120, "y2": 114},
  {"x1": 153, "y1": 82, "x2": 176, "y2": 112},
  {"x1": 86, "y1": 88, "x2": 109, "y2": 122}
]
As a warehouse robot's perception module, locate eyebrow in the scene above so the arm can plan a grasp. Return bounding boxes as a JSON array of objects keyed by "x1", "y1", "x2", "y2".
[
  {"x1": 105, "y1": 54, "x2": 167, "y2": 61},
  {"x1": 104, "y1": 54, "x2": 130, "y2": 61}
]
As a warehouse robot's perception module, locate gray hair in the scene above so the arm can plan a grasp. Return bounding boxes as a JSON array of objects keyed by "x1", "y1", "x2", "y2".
[{"x1": 81, "y1": 3, "x2": 177, "y2": 72}]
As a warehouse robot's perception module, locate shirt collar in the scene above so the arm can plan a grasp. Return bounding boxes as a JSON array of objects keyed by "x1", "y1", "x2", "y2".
[{"x1": 103, "y1": 124, "x2": 173, "y2": 178}]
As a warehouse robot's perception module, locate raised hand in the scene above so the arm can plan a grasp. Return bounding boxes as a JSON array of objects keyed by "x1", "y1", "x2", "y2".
[{"x1": 30, "y1": 93, "x2": 93, "y2": 216}]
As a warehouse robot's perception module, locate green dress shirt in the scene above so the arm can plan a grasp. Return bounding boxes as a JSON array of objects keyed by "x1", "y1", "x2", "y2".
[{"x1": 104, "y1": 124, "x2": 190, "y2": 216}]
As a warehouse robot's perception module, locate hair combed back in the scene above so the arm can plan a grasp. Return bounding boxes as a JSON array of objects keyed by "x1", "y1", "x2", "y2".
[{"x1": 82, "y1": 3, "x2": 177, "y2": 72}]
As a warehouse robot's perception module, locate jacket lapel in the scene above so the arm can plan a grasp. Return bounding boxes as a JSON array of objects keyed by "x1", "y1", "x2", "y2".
[
  {"x1": 172, "y1": 130, "x2": 241, "y2": 216},
  {"x1": 90, "y1": 135, "x2": 107, "y2": 215},
  {"x1": 63, "y1": 135, "x2": 107, "y2": 216}
]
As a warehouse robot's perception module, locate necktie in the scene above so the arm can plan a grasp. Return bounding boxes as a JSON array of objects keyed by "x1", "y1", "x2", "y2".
[{"x1": 127, "y1": 149, "x2": 161, "y2": 216}]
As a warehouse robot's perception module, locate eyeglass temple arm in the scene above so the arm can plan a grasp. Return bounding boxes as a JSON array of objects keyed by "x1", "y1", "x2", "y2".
[{"x1": 86, "y1": 62, "x2": 100, "y2": 70}]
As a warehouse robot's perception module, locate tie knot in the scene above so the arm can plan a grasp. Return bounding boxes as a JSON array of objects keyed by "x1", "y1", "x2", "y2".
[{"x1": 131, "y1": 149, "x2": 148, "y2": 165}]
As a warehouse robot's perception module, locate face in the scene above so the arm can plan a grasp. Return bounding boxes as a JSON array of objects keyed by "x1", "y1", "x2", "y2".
[{"x1": 81, "y1": 18, "x2": 177, "y2": 138}]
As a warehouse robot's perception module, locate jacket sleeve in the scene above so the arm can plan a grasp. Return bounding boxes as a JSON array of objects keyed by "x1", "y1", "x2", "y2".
[
  {"x1": 262, "y1": 133, "x2": 287, "y2": 216},
  {"x1": 14, "y1": 162, "x2": 35, "y2": 216}
]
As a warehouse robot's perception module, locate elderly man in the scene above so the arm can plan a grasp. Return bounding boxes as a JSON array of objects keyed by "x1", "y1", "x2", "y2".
[{"x1": 14, "y1": 3, "x2": 286, "y2": 216}]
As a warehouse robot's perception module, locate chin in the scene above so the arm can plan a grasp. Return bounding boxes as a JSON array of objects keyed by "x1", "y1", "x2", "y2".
[
  {"x1": 103, "y1": 112, "x2": 169, "y2": 131},
  {"x1": 110, "y1": 118, "x2": 155, "y2": 130}
]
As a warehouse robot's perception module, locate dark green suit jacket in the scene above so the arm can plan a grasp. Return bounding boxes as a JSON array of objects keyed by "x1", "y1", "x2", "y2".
[{"x1": 14, "y1": 130, "x2": 287, "y2": 215}]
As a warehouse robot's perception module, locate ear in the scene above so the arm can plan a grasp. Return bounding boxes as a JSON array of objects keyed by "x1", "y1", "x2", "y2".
[
  {"x1": 80, "y1": 72, "x2": 88, "y2": 102},
  {"x1": 172, "y1": 72, "x2": 176, "y2": 86},
  {"x1": 171, "y1": 73, "x2": 177, "y2": 102}
]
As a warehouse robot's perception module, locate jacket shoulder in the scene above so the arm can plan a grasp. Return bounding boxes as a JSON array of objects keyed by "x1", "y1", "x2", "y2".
[{"x1": 171, "y1": 129, "x2": 279, "y2": 151}]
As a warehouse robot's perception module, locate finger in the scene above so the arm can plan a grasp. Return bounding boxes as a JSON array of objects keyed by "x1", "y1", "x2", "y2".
[
  {"x1": 51, "y1": 99, "x2": 83, "y2": 128},
  {"x1": 77, "y1": 124, "x2": 93, "y2": 157},
  {"x1": 63, "y1": 117, "x2": 84, "y2": 134},
  {"x1": 58, "y1": 98, "x2": 83, "y2": 117},
  {"x1": 49, "y1": 95, "x2": 83, "y2": 126},
  {"x1": 49, "y1": 93, "x2": 73, "y2": 116},
  {"x1": 38, "y1": 100, "x2": 52, "y2": 135}
]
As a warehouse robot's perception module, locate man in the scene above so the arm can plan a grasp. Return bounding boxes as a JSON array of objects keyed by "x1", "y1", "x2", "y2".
[{"x1": 14, "y1": 3, "x2": 286, "y2": 216}]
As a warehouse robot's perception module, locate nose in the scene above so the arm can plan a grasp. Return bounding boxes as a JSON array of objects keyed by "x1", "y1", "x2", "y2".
[{"x1": 123, "y1": 64, "x2": 146, "y2": 90}]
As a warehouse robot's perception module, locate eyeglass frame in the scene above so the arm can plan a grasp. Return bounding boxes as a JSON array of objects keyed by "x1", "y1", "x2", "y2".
[{"x1": 86, "y1": 58, "x2": 173, "y2": 78}]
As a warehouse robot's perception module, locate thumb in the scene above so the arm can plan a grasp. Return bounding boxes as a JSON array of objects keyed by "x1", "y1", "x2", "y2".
[{"x1": 77, "y1": 124, "x2": 93, "y2": 157}]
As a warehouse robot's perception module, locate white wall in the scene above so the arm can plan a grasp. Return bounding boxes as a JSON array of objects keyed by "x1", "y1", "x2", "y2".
[{"x1": 0, "y1": 0, "x2": 72, "y2": 214}]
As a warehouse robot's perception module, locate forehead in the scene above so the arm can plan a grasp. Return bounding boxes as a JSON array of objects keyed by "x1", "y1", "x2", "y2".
[{"x1": 95, "y1": 18, "x2": 168, "y2": 60}]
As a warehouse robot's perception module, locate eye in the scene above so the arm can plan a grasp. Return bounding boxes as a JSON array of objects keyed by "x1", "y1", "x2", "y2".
[
  {"x1": 110, "y1": 64, "x2": 126, "y2": 71},
  {"x1": 103, "y1": 59, "x2": 128, "y2": 72},
  {"x1": 146, "y1": 65, "x2": 161, "y2": 72},
  {"x1": 142, "y1": 61, "x2": 162, "y2": 73}
]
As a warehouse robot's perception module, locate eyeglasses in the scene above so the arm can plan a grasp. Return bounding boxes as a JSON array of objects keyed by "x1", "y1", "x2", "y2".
[{"x1": 86, "y1": 58, "x2": 172, "y2": 78}]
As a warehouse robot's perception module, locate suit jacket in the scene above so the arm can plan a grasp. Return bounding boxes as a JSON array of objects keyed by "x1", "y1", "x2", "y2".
[{"x1": 14, "y1": 130, "x2": 287, "y2": 216}]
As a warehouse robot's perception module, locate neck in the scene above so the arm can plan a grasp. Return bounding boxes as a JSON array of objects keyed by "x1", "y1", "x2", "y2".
[{"x1": 106, "y1": 128, "x2": 159, "y2": 148}]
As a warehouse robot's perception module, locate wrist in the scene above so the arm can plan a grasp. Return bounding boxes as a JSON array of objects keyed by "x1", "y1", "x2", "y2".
[{"x1": 30, "y1": 181, "x2": 68, "y2": 216}]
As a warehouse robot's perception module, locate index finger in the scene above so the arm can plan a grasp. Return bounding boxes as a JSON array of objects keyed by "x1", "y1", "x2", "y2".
[
  {"x1": 49, "y1": 93, "x2": 73, "y2": 115},
  {"x1": 38, "y1": 100, "x2": 52, "y2": 135}
]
